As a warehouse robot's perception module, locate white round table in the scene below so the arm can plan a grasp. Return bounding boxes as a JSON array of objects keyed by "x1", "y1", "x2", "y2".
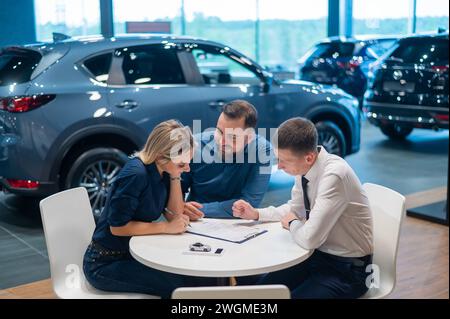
[{"x1": 129, "y1": 219, "x2": 312, "y2": 278}]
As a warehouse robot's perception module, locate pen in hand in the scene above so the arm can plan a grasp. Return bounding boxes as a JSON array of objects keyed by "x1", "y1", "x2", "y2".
[{"x1": 165, "y1": 207, "x2": 191, "y2": 228}]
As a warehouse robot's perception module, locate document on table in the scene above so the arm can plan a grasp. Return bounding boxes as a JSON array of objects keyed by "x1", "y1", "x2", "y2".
[{"x1": 186, "y1": 219, "x2": 268, "y2": 244}]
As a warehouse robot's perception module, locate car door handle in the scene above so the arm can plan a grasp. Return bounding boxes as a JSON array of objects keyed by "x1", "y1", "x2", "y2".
[
  {"x1": 208, "y1": 100, "x2": 226, "y2": 108},
  {"x1": 116, "y1": 100, "x2": 139, "y2": 109}
]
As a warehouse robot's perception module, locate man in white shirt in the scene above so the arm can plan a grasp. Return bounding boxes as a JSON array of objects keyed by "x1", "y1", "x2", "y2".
[{"x1": 232, "y1": 117, "x2": 373, "y2": 299}]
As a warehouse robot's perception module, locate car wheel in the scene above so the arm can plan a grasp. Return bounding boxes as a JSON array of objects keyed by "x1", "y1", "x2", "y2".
[
  {"x1": 64, "y1": 147, "x2": 128, "y2": 219},
  {"x1": 380, "y1": 124, "x2": 413, "y2": 140},
  {"x1": 315, "y1": 121, "x2": 346, "y2": 157}
]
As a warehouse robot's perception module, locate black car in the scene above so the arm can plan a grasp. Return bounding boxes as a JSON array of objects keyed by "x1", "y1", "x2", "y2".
[
  {"x1": 298, "y1": 36, "x2": 398, "y2": 104},
  {"x1": 364, "y1": 32, "x2": 449, "y2": 139}
]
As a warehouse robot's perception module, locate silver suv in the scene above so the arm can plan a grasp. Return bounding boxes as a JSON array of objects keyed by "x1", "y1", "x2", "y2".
[{"x1": 0, "y1": 34, "x2": 360, "y2": 216}]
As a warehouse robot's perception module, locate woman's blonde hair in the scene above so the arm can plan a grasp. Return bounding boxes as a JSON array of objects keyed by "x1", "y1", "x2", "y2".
[{"x1": 137, "y1": 120, "x2": 194, "y2": 165}]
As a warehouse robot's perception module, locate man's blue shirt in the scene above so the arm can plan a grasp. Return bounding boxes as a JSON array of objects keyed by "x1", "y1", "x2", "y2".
[{"x1": 181, "y1": 131, "x2": 273, "y2": 218}]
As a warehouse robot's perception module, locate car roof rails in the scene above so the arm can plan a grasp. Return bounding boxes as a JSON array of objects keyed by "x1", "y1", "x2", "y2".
[{"x1": 52, "y1": 32, "x2": 72, "y2": 42}]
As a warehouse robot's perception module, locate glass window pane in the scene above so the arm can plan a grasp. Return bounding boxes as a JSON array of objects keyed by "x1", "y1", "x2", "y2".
[
  {"x1": 416, "y1": 0, "x2": 449, "y2": 33},
  {"x1": 120, "y1": 45, "x2": 185, "y2": 85},
  {"x1": 259, "y1": 0, "x2": 328, "y2": 72},
  {"x1": 113, "y1": 0, "x2": 182, "y2": 35},
  {"x1": 312, "y1": 43, "x2": 356, "y2": 59},
  {"x1": 390, "y1": 38, "x2": 449, "y2": 64},
  {"x1": 0, "y1": 48, "x2": 42, "y2": 86},
  {"x1": 83, "y1": 53, "x2": 112, "y2": 83},
  {"x1": 191, "y1": 47, "x2": 261, "y2": 85},
  {"x1": 363, "y1": 39, "x2": 397, "y2": 59},
  {"x1": 184, "y1": 0, "x2": 257, "y2": 61},
  {"x1": 34, "y1": 0, "x2": 101, "y2": 41},
  {"x1": 353, "y1": 0, "x2": 410, "y2": 35}
]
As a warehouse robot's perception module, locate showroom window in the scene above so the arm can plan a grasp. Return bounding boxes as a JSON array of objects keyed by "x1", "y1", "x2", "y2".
[
  {"x1": 113, "y1": 0, "x2": 182, "y2": 35},
  {"x1": 184, "y1": 0, "x2": 257, "y2": 60},
  {"x1": 191, "y1": 46, "x2": 261, "y2": 85},
  {"x1": 119, "y1": 45, "x2": 185, "y2": 85},
  {"x1": 353, "y1": 0, "x2": 410, "y2": 35},
  {"x1": 83, "y1": 53, "x2": 113, "y2": 83},
  {"x1": 416, "y1": 0, "x2": 449, "y2": 33},
  {"x1": 34, "y1": 0, "x2": 101, "y2": 41},
  {"x1": 258, "y1": 0, "x2": 328, "y2": 73}
]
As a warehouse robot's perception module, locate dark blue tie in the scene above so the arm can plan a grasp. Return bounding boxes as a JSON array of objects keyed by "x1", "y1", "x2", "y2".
[{"x1": 301, "y1": 176, "x2": 311, "y2": 220}]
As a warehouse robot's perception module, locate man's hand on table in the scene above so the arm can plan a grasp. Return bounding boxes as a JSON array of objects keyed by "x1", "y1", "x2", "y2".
[{"x1": 232, "y1": 200, "x2": 259, "y2": 220}]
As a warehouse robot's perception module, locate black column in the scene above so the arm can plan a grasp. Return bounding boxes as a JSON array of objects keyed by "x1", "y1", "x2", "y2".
[
  {"x1": 328, "y1": 0, "x2": 340, "y2": 37},
  {"x1": 0, "y1": 0, "x2": 36, "y2": 46},
  {"x1": 100, "y1": 0, "x2": 114, "y2": 38}
]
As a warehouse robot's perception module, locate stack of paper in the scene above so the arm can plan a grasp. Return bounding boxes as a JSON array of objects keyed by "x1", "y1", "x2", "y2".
[{"x1": 187, "y1": 219, "x2": 268, "y2": 244}]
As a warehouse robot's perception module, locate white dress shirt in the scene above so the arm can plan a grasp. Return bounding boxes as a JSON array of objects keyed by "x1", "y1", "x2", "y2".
[{"x1": 258, "y1": 147, "x2": 373, "y2": 258}]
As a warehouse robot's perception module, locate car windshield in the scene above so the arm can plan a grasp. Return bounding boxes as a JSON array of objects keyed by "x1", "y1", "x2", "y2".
[{"x1": 362, "y1": 39, "x2": 397, "y2": 59}]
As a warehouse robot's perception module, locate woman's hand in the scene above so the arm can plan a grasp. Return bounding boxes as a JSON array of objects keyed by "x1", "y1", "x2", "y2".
[
  {"x1": 232, "y1": 200, "x2": 259, "y2": 220},
  {"x1": 164, "y1": 214, "x2": 190, "y2": 234},
  {"x1": 165, "y1": 163, "x2": 189, "y2": 180}
]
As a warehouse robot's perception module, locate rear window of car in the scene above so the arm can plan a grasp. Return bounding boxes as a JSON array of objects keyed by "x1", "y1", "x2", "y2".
[
  {"x1": 309, "y1": 42, "x2": 355, "y2": 59},
  {"x1": 0, "y1": 48, "x2": 42, "y2": 86},
  {"x1": 389, "y1": 38, "x2": 449, "y2": 64},
  {"x1": 83, "y1": 53, "x2": 112, "y2": 83}
]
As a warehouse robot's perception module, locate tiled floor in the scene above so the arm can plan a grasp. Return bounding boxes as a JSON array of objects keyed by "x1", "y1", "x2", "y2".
[
  {"x1": 0, "y1": 121, "x2": 448, "y2": 289},
  {"x1": 0, "y1": 196, "x2": 49, "y2": 289}
]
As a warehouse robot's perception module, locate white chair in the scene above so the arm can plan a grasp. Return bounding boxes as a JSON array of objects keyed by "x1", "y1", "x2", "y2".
[
  {"x1": 360, "y1": 183, "x2": 406, "y2": 299},
  {"x1": 40, "y1": 187, "x2": 159, "y2": 299},
  {"x1": 172, "y1": 285, "x2": 290, "y2": 299}
]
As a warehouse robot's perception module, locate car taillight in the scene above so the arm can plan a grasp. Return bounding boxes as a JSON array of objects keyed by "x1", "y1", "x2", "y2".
[
  {"x1": 6, "y1": 179, "x2": 40, "y2": 189},
  {"x1": 0, "y1": 95, "x2": 55, "y2": 113},
  {"x1": 434, "y1": 114, "x2": 449, "y2": 122},
  {"x1": 336, "y1": 59, "x2": 361, "y2": 70},
  {"x1": 431, "y1": 65, "x2": 449, "y2": 74},
  {"x1": 348, "y1": 60, "x2": 361, "y2": 68}
]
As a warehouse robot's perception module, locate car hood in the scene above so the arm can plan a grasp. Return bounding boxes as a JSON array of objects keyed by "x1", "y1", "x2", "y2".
[{"x1": 280, "y1": 79, "x2": 355, "y2": 98}]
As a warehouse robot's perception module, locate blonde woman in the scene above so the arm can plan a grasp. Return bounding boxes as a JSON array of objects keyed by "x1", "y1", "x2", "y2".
[{"x1": 83, "y1": 120, "x2": 194, "y2": 298}]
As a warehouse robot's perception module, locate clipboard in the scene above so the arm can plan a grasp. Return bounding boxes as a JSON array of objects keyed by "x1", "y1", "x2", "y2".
[{"x1": 186, "y1": 220, "x2": 268, "y2": 244}]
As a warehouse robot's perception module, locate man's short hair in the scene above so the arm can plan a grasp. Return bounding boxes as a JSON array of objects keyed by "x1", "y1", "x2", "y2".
[
  {"x1": 275, "y1": 117, "x2": 318, "y2": 154},
  {"x1": 222, "y1": 100, "x2": 258, "y2": 129}
]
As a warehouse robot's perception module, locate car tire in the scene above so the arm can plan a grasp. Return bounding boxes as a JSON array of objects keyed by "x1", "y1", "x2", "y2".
[
  {"x1": 380, "y1": 124, "x2": 413, "y2": 140},
  {"x1": 315, "y1": 121, "x2": 347, "y2": 157},
  {"x1": 64, "y1": 147, "x2": 129, "y2": 219}
]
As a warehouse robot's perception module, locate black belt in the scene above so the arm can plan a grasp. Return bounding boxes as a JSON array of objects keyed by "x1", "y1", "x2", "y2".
[
  {"x1": 88, "y1": 241, "x2": 129, "y2": 257},
  {"x1": 316, "y1": 250, "x2": 372, "y2": 267}
]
